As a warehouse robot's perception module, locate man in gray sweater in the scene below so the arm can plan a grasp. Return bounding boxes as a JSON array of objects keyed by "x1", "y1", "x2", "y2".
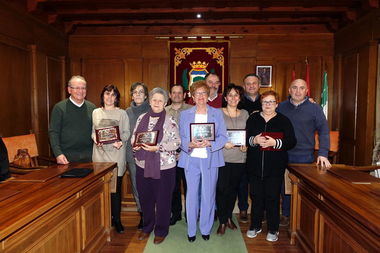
[{"x1": 49, "y1": 75, "x2": 96, "y2": 164}]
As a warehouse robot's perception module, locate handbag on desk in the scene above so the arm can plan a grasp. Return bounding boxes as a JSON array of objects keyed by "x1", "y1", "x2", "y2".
[{"x1": 12, "y1": 149, "x2": 35, "y2": 168}]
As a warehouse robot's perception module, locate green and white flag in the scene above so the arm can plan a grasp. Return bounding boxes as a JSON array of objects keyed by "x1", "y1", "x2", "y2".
[{"x1": 321, "y1": 71, "x2": 328, "y2": 118}]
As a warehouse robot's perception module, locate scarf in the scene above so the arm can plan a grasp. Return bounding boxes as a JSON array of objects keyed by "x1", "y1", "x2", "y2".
[{"x1": 134, "y1": 109, "x2": 166, "y2": 179}]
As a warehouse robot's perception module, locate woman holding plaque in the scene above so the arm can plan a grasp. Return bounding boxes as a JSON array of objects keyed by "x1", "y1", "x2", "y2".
[
  {"x1": 131, "y1": 87, "x2": 180, "y2": 245},
  {"x1": 92, "y1": 84, "x2": 130, "y2": 234},
  {"x1": 178, "y1": 80, "x2": 228, "y2": 242},
  {"x1": 246, "y1": 90, "x2": 296, "y2": 242},
  {"x1": 216, "y1": 83, "x2": 249, "y2": 235},
  {"x1": 126, "y1": 82, "x2": 150, "y2": 230}
]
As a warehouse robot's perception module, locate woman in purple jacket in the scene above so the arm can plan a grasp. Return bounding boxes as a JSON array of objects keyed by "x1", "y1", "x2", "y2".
[{"x1": 178, "y1": 80, "x2": 228, "y2": 242}]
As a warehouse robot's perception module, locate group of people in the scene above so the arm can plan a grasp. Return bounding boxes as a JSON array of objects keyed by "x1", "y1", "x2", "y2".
[{"x1": 48, "y1": 72, "x2": 331, "y2": 245}]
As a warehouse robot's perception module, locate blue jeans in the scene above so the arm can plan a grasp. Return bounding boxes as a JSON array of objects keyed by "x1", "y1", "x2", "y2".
[{"x1": 281, "y1": 154, "x2": 314, "y2": 217}]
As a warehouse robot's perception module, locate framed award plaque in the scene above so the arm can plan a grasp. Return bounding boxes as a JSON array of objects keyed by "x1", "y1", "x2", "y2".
[
  {"x1": 133, "y1": 130, "x2": 159, "y2": 147},
  {"x1": 190, "y1": 123, "x2": 215, "y2": 141},
  {"x1": 95, "y1": 126, "x2": 121, "y2": 144},
  {"x1": 227, "y1": 129, "x2": 246, "y2": 146}
]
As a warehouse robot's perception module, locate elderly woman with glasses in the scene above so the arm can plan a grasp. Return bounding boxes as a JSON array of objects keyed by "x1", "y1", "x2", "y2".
[
  {"x1": 92, "y1": 84, "x2": 130, "y2": 234},
  {"x1": 246, "y1": 90, "x2": 296, "y2": 242},
  {"x1": 178, "y1": 80, "x2": 228, "y2": 242},
  {"x1": 126, "y1": 82, "x2": 150, "y2": 230},
  {"x1": 131, "y1": 87, "x2": 180, "y2": 245}
]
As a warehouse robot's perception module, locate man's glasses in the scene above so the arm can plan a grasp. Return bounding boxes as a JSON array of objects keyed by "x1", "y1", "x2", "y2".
[{"x1": 70, "y1": 86, "x2": 86, "y2": 90}]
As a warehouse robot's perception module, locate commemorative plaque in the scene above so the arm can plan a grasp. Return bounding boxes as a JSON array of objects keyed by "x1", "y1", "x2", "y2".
[
  {"x1": 227, "y1": 129, "x2": 246, "y2": 146},
  {"x1": 133, "y1": 130, "x2": 159, "y2": 147},
  {"x1": 95, "y1": 126, "x2": 121, "y2": 144},
  {"x1": 190, "y1": 123, "x2": 215, "y2": 141}
]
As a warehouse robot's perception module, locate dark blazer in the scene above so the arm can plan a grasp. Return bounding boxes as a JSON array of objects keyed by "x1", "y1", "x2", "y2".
[{"x1": 246, "y1": 112, "x2": 296, "y2": 178}]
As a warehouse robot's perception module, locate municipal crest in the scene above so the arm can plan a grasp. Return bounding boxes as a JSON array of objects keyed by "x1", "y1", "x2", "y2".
[{"x1": 188, "y1": 61, "x2": 209, "y2": 87}]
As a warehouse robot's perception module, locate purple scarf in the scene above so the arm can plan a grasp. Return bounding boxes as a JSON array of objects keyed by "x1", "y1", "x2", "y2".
[{"x1": 134, "y1": 109, "x2": 166, "y2": 179}]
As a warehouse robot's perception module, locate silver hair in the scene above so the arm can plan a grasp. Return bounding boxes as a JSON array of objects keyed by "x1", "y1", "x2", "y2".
[
  {"x1": 149, "y1": 87, "x2": 169, "y2": 104},
  {"x1": 68, "y1": 75, "x2": 86, "y2": 86}
]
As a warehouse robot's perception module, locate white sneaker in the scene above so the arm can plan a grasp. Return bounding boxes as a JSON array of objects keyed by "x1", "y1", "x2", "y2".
[
  {"x1": 266, "y1": 231, "x2": 279, "y2": 242},
  {"x1": 246, "y1": 228, "x2": 262, "y2": 238}
]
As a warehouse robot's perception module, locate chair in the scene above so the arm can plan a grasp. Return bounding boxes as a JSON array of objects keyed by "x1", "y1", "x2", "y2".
[
  {"x1": 314, "y1": 131, "x2": 339, "y2": 163},
  {"x1": 2, "y1": 133, "x2": 55, "y2": 174}
]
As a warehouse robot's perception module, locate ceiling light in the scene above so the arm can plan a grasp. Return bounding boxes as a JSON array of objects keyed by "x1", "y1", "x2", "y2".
[{"x1": 196, "y1": 13, "x2": 202, "y2": 19}]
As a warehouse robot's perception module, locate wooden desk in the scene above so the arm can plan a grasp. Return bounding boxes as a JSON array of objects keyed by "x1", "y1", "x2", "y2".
[
  {"x1": 288, "y1": 164, "x2": 380, "y2": 253},
  {"x1": 0, "y1": 162, "x2": 116, "y2": 253}
]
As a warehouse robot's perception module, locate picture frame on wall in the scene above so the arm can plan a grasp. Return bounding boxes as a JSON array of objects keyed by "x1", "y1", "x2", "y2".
[{"x1": 256, "y1": 65, "x2": 272, "y2": 87}]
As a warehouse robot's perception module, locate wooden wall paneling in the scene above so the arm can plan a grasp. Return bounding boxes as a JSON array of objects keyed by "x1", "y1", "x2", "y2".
[
  {"x1": 29, "y1": 45, "x2": 39, "y2": 140},
  {"x1": 70, "y1": 58, "x2": 83, "y2": 79},
  {"x1": 82, "y1": 58, "x2": 126, "y2": 108},
  {"x1": 273, "y1": 61, "x2": 289, "y2": 101},
  {"x1": 69, "y1": 36, "x2": 143, "y2": 59},
  {"x1": 229, "y1": 57, "x2": 256, "y2": 86},
  {"x1": 355, "y1": 42, "x2": 377, "y2": 165},
  {"x1": 332, "y1": 55, "x2": 343, "y2": 133},
  {"x1": 335, "y1": 12, "x2": 375, "y2": 54},
  {"x1": 34, "y1": 50, "x2": 48, "y2": 157},
  {"x1": 340, "y1": 52, "x2": 358, "y2": 165},
  {"x1": 0, "y1": 42, "x2": 31, "y2": 137},
  {"x1": 142, "y1": 58, "x2": 169, "y2": 91},
  {"x1": 124, "y1": 58, "x2": 143, "y2": 107},
  {"x1": 256, "y1": 34, "x2": 333, "y2": 58},
  {"x1": 45, "y1": 56, "x2": 65, "y2": 156},
  {"x1": 60, "y1": 56, "x2": 67, "y2": 101},
  {"x1": 230, "y1": 36, "x2": 258, "y2": 58},
  {"x1": 142, "y1": 38, "x2": 168, "y2": 58}
]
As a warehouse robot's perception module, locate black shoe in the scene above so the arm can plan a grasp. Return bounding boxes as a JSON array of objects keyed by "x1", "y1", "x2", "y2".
[
  {"x1": 170, "y1": 216, "x2": 182, "y2": 226},
  {"x1": 188, "y1": 235, "x2": 196, "y2": 242},
  {"x1": 202, "y1": 234, "x2": 210, "y2": 241},
  {"x1": 114, "y1": 220, "x2": 124, "y2": 234}
]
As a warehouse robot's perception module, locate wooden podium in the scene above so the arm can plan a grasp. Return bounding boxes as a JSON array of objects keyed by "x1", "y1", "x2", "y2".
[
  {"x1": 288, "y1": 164, "x2": 380, "y2": 253},
  {"x1": 0, "y1": 162, "x2": 116, "y2": 253}
]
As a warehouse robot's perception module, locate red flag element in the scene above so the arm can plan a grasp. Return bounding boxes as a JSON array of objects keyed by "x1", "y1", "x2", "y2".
[
  {"x1": 305, "y1": 58, "x2": 311, "y2": 96},
  {"x1": 291, "y1": 69, "x2": 296, "y2": 81}
]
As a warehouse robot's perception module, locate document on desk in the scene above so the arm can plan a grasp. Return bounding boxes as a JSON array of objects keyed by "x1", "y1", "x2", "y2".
[{"x1": 328, "y1": 169, "x2": 380, "y2": 184}]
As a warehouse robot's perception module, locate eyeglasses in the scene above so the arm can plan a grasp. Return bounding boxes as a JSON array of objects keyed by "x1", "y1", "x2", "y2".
[
  {"x1": 70, "y1": 86, "x2": 86, "y2": 91},
  {"x1": 262, "y1": 100, "x2": 277, "y2": 105},
  {"x1": 133, "y1": 90, "x2": 145, "y2": 95},
  {"x1": 194, "y1": 91, "x2": 208, "y2": 97}
]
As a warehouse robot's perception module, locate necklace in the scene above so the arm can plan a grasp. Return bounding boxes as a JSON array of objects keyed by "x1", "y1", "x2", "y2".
[{"x1": 226, "y1": 106, "x2": 238, "y2": 129}]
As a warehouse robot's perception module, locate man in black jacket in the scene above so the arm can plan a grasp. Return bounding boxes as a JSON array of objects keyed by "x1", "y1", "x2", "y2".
[
  {"x1": 237, "y1": 73, "x2": 262, "y2": 223},
  {"x1": 0, "y1": 137, "x2": 10, "y2": 181},
  {"x1": 239, "y1": 73, "x2": 262, "y2": 114}
]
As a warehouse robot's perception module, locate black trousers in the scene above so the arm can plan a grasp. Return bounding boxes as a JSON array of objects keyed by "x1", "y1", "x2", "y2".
[
  {"x1": 171, "y1": 166, "x2": 187, "y2": 218},
  {"x1": 250, "y1": 176, "x2": 283, "y2": 232},
  {"x1": 111, "y1": 176, "x2": 123, "y2": 222},
  {"x1": 216, "y1": 162, "x2": 245, "y2": 224}
]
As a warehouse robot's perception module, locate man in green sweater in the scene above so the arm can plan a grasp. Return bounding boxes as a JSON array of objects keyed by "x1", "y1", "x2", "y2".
[{"x1": 49, "y1": 75, "x2": 96, "y2": 164}]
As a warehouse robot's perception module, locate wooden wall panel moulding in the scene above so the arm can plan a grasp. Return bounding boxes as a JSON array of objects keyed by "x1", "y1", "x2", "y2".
[
  {"x1": 71, "y1": 24, "x2": 331, "y2": 36},
  {"x1": 0, "y1": 34, "x2": 28, "y2": 51}
]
